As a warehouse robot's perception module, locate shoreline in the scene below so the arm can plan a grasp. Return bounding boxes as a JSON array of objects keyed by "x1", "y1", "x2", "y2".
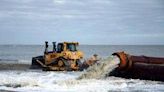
[{"x1": 0, "y1": 63, "x2": 30, "y2": 70}]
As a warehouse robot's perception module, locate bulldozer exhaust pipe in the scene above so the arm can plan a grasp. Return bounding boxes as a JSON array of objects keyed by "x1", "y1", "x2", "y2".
[
  {"x1": 52, "y1": 42, "x2": 56, "y2": 52},
  {"x1": 44, "y1": 41, "x2": 48, "y2": 54},
  {"x1": 111, "y1": 51, "x2": 164, "y2": 81}
]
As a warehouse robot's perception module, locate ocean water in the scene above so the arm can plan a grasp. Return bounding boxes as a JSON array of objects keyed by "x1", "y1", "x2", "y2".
[
  {"x1": 0, "y1": 45, "x2": 164, "y2": 63},
  {"x1": 0, "y1": 45, "x2": 164, "y2": 92}
]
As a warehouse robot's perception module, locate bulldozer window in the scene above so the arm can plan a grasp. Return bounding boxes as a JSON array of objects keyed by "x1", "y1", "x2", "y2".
[
  {"x1": 57, "y1": 44, "x2": 63, "y2": 52},
  {"x1": 67, "y1": 44, "x2": 77, "y2": 51}
]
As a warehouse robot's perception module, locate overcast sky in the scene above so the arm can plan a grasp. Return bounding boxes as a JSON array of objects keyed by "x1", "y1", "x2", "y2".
[{"x1": 0, "y1": 0, "x2": 164, "y2": 45}]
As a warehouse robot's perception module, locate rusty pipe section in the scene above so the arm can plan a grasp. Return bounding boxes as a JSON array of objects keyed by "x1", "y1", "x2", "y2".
[
  {"x1": 111, "y1": 51, "x2": 164, "y2": 81},
  {"x1": 112, "y1": 52, "x2": 130, "y2": 69},
  {"x1": 112, "y1": 51, "x2": 164, "y2": 69}
]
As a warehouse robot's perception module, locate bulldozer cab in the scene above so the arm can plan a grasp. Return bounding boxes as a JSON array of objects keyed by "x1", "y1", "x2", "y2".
[
  {"x1": 57, "y1": 42, "x2": 78, "y2": 53},
  {"x1": 44, "y1": 41, "x2": 79, "y2": 54}
]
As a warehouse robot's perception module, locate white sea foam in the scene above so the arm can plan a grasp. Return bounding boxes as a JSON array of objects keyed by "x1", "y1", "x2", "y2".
[{"x1": 0, "y1": 71, "x2": 163, "y2": 92}]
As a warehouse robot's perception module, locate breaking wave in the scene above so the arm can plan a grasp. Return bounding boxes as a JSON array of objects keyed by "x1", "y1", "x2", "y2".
[{"x1": 0, "y1": 71, "x2": 163, "y2": 92}]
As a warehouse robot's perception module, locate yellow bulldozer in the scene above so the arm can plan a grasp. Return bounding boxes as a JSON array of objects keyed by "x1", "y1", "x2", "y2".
[{"x1": 30, "y1": 41, "x2": 84, "y2": 71}]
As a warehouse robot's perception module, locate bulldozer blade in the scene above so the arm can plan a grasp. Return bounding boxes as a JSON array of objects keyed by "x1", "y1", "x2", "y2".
[{"x1": 30, "y1": 56, "x2": 45, "y2": 69}]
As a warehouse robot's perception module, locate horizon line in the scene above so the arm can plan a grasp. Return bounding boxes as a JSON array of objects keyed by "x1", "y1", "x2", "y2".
[{"x1": 0, "y1": 44, "x2": 164, "y2": 46}]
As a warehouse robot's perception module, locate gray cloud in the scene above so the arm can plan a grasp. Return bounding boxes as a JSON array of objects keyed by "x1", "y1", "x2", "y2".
[{"x1": 0, "y1": 0, "x2": 164, "y2": 45}]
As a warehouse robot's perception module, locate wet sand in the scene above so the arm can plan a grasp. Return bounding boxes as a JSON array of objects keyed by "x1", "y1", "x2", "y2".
[
  {"x1": 0, "y1": 63, "x2": 30, "y2": 70},
  {"x1": 0, "y1": 90, "x2": 16, "y2": 92}
]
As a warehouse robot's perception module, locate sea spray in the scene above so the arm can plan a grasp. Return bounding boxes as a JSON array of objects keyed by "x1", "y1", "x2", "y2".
[{"x1": 77, "y1": 56, "x2": 120, "y2": 79}]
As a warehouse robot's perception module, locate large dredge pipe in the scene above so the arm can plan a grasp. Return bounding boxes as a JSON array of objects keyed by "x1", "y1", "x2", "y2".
[{"x1": 110, "y1": 51, "x2": 164, "y2": 81}]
